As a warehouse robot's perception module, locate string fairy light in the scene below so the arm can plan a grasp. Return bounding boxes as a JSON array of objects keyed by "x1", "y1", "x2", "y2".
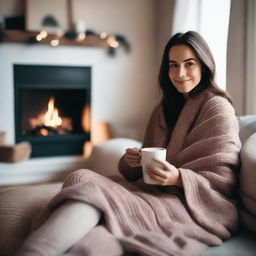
[
  {"x1": 40, "y1": 30, "x2": 48, "y2": 38},
  {"x1": 107, "y1": 35, "x2": 119, "y2": 48},
  {"x1": 50, "y1": 39, "x2": 59, "y2": 46},
  {"x1": 99, "y1": 32, "x2": 108, "y2": 39},
  {"x1": 36, "y1": 30, "x2": 48, "y2": 41},
  {"x1": 76, "y1": 33, "x2": 86, "y2": 41},
  {"x1": 20, "y1": 28, "x2": 131, "y2": 56}
]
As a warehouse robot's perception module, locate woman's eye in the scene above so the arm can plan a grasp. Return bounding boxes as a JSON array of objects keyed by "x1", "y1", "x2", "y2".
[
  {"x1": 169, "y1": 63, "x2": 178, "y2": 68},
  {"x1": 186, "y1": 62, "x2": 194, "y2": 67}
]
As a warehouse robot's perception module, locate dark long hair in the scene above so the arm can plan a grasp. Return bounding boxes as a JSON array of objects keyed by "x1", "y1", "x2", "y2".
[{"x1": 159, "y1": 31, "x2": 232, "y2": 128}]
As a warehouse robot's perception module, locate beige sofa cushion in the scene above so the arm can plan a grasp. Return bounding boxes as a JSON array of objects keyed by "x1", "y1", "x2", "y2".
[
  {"x1": 239, "y1": 115, "x2": 256, "y2": 144},
  {"x1": 240, "y1": 132, "x2": 256, "y2": 233},
  {"x1": 0, "y1": 183, "x2": 61, "y2": 256},
  {"x1": 88, "y1": 138, "x2": 142, "y2": 177}
]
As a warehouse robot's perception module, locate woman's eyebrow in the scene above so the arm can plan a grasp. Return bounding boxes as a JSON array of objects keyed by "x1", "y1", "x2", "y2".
[
  {"x1": 184, "y1": 58, "x2": 197, "y2": 62},
  {"x1": 168, "y1": 58, "x2": 197, "y2": 63}
]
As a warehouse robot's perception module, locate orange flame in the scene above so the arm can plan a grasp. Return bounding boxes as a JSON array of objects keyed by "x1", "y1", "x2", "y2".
[
  {"x1": 43, "y1": 97, "x2": 62, "y2": 128},
  {"x1": 81, "y1": 104, "x2": 91, "y2": 133}
]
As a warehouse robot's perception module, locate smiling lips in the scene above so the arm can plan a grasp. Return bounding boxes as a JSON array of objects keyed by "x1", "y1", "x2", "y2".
[{"x1": 175, "y1": 79, "x2": 191, "y2": 83}]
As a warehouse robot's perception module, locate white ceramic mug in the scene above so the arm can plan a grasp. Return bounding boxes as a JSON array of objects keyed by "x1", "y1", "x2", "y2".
[{"x1": 141, "y1": 147, "x2": 167, "y2": 184}]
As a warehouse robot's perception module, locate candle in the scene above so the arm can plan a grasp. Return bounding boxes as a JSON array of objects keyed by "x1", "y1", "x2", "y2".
[{"x1": 75, "y1": 20, "x2": 86, "y2": 33}]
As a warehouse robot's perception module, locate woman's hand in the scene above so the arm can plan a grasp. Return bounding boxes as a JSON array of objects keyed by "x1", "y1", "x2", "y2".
[
  {"x1": 124, "y1": 148, "x2": 141, "y2": 167},
  {"x1": 146, "y1": 158, "x2": 182, "y2": 187}
]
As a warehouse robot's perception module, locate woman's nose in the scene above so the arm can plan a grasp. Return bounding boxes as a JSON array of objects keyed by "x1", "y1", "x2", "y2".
[{"x1": 177, "y1": 66, "x2": 186, "y2": 77}]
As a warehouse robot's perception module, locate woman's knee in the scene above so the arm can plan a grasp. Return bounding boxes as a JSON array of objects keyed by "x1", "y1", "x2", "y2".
[
  {"x1": 62, "y1": 169, "x2": 96, "y2": 188},
  {"x1": 60, "y1": 200, "x2": 101, "y2": 223}
]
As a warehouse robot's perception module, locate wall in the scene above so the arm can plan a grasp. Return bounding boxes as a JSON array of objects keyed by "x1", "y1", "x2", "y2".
[
  {"x1": 155, "y1": 0, "x2": 175, "y2": 65},
  {"x1": 0, "y1": 0, "x2": 174, "y2": 144},
  {"x1": 0, "y1": 0, "x2": 25, "y2": 15}
]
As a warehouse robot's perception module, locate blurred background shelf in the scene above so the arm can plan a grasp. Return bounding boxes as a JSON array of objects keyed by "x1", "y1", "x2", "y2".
[{"x1": 0, "y1": 29, "x2": 109, "y2": 48}]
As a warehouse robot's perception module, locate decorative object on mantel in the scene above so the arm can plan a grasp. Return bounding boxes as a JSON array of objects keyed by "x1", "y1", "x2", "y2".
[
  {"x1": 0, "y1": 0, "x2": 131, "y2": 56},
  {"x1": 0, "y1": 28, "x2": 131, "y2": 57},
  {"x1": 0, "y1": 142, "x2": 32, "y2": 163},
  {"x1": 10, "y1": 0, "x2": 130, "y2": 56},
  {"x1": 0, "y1": 132, "x2": 5, "y2": 145},
  {"x1": 0, "y1": 29, "x2": 108, "y2": 47},
  {"x1": 29, "y1": 25, "x2": 130, "y2": 56},
  {"x1": 42, "y1": 16, "x2": 59, "y2": 28},
  {"x1": 26, "y1": 0, "x2": 69, "y2": 33}
]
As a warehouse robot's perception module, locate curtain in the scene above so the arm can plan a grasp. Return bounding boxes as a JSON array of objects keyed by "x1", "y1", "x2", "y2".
[
  {"x1": 227, "y1": 0, "x2": 256, "y2": 115},
  {"x1": 172, "y1": 0, "x2": 231, "y2": 90},
  {"x1": 172, "y1": 0, "x2": 200, "y2": 34}
]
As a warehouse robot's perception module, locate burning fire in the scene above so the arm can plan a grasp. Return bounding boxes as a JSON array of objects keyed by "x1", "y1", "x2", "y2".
[
  {"x1": 43, "y1": 97, "x2": 62, "y2": 128},
  {"x1": 29, "y1": 97, "x2": 73, "y2": 136}
]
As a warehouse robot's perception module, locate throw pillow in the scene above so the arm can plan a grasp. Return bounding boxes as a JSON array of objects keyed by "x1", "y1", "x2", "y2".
[{"x1": 239, "y1": 132, "x2": 256, "y2": 233}]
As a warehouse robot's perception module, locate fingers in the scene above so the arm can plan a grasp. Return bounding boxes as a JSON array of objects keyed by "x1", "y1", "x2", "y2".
[
  {"x1": 126, "y1": 154, "x2": 140, "y2": 160},
  {"x1": 126, "y1": 148, "x2": 141, "y2": 155},
  {"x1": 124, "y1": 148, "x2": 141, "y2": 167},
  {"x1": 145, "y1": 159, "x2": 180, "y2": 186},
  {"x1": 145, "y1": 158, "x2": 172, "y2": 180},
  {"x1": 152, "y1": 157, "x2": 169, "y2": 169},
  {"x1": 125, "y1": 148, "x2": 140, "y2": 159},
  {"x1": 128, "y1": 162, "x2": 141, "y2": 168},
  {"x1": 145, "y1": 165, "x2": 167, "y2": 179},
  {"x1": 146, "y1": 170, "x2": 167, "y2": 185}
]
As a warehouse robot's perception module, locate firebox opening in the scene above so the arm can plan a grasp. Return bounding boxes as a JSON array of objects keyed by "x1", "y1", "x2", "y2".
[
  {"x1": 20, "y1": 89, "x2": 88, "y2": 136},
  {"x1": 14, "y1": 64, "x2": 91, "y2": 158}
]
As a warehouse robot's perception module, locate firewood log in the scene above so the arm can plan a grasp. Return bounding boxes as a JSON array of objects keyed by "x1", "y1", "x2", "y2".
[
  {"x1": 0, "y1": 131, "x2": 5, "y2": 145},
  {"x1": 0, "y1": 142, "x2": 32, "y2": 163}
]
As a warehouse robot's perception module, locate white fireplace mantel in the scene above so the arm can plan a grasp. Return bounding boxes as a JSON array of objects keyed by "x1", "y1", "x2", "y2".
[
  {"x1": 0, "y1": 43, "x2": 105, "y2": 144},
  {"x1": 0, "y1": 43, "x2": 105, "y2": 186}
]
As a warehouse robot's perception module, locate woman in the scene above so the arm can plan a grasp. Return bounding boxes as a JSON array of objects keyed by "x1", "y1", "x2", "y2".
[{"x1": 17, "y1": 31, "x2": 241, "y2": 256}]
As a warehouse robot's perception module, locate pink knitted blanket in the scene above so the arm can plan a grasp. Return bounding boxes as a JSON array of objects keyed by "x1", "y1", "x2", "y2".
[{"x1": 33, "y1": 89, "x2": 241, "y2": 256}]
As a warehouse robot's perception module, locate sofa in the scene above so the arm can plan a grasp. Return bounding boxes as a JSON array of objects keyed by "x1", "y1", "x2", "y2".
[{"x1": 0, "y1": 116, "x2": 256, "y2": 256}]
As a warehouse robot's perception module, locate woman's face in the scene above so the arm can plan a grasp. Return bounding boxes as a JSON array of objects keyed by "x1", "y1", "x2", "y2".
[{"x1": 168, "y1": 44, "x2": 202, "y2": 96}]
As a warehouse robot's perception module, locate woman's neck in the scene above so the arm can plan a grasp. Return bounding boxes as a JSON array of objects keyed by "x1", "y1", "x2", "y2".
[{"x1": 183, "y1": 93, "x2": 189, "y2": 99}]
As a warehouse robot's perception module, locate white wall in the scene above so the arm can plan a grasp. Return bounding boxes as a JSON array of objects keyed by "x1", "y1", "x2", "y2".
[
  {"x1": 71, "y1": 0, "x2": 160, "y2": 140},
  {"x1": 0, "y1": 0, "x2": 175, "y2": 144}
]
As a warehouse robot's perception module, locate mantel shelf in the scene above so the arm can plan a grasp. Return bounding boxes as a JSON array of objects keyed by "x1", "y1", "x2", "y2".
[{"x1": 0, "y1": 29, "x2": 109, "y2": 48}]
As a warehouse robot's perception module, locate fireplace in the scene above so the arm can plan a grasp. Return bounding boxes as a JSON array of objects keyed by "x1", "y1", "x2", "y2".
[{"x1": 14, "y1": 64, "x2": 91, "y2": 158}]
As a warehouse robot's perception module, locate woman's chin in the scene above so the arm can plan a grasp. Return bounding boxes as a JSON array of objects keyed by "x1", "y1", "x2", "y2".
[{"x1": 176, "y1": 88, "x2": 192, "y2": 94}]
